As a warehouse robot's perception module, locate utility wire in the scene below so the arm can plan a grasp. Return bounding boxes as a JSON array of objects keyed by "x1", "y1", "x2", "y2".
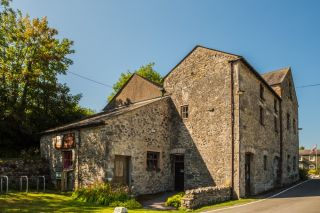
[
  {"x1": 297, "y1": 83, "x2": 320, "y2": 89},
  {"x1": 68, "y1": 70, "x2": 320, "y2": 90},
  {"x1": 68, "y1": 71, "x2": 113, "y2": 88}
]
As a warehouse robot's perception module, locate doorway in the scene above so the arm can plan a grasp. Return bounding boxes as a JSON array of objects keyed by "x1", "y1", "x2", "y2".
[
  {"x1": 174, "y1": 155, "x2": 184, "y2": 191},
  {"x1": 245, "y1": 153, "x2": 252, "y2": 196},
  {"x1": 114, "y1": 155, "x2": 131, "y2": 186}
]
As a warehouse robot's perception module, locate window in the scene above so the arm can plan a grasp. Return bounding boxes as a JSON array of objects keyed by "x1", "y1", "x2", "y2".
[
  {"x1": 309, "y1": 165, "x2": 316, "y2": 170},
  {"x1": 259, "y1": 106, "x2": 264, "y2": 126},
  {"x1": 260, "y1": 84, "x2": 265, "y2": 100},
  {"x1": 62, "y1": 151, "x2": 73, "y2": 170},
  {"x1": 293, "y1": 119, "x2": 296, "y2": 134},
  {"x1": 274, "y1": 116, "x2": 278, "y2": 133},
  {"x1": 274, "y1": 98, "x2": 278, "y2": 113},
  {"x1": 147, "y1": 151, "x2": 160, "y2": 171},
  {"x1": 263, "y1": 155, "x2": 267, "y2": 171},
  {"x1": 181, "y1": 105, "x2": 189, "y2": 119},
  {"x1": 287, "y1": 155, "x2": 291, "y2": 172},
  {"x1": 293, "y1": 156, "x2": 296, "y2": 171},
  {"x1": 299, "y1": 156, "x2": 303, "y2": 161},
  {"x1": 309, "y1": 155, "x2": 316, "y2": 161},
  {"x1": 287, "y1": 113, "x2": 290, "y2": 130}
]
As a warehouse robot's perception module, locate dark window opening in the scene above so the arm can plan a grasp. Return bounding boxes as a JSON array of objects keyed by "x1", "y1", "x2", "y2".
[
  {"x1": 274, "y1": 98, "x2": 278, "y2": 113},
  {"x1": 260, "y1": 84, "x2": 265, "y2": 100},
  {"x1": 147, "y1": 151, "x2": 160, "y2": 171},
  {"x1": 293, "y1": 156, "x2": 296, "y2": 171},
  {"x1": 263, "y1": 155, "x2": 267, "y2": 171},
  {"x1": 287, "y1": 113, "x2": 290, "y2": 130},
  {"x1": 274, "y1": 116, "x2": 278, "y2": 133},
  {"x1": 293, "y1": 119, "x2": 296, "y2": 134},
  {"x1": 63, "y1": 151, "x2": 73, "y2": 170},
  {"x1": 259, "y1": 106, "x2": 264, "y2": 126},
  {"x1": 181, "y1": 105, "x2": 189, "y2": 119}
]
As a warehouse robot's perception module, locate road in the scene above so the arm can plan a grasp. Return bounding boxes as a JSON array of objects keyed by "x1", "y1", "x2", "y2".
[{"x1": 207, "y1": 179, "x2": 320, "y2": 213}]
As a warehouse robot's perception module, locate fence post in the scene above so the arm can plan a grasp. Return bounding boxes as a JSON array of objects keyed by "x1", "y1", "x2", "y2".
[
  {"x1": 20, "y1": 176, "x2": 28, "y2": 193},
  {"x1": 0, "y1": 176, "x2": 8, "y2": 194}
]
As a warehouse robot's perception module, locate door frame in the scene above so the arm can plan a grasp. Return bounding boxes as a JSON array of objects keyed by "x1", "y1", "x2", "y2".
[
  {"x1": 113, "y1": 155, "x2": 131, "y2": 186},
  {"x1": 174, "y1": 154, "x2": 184, "y2": 191}
]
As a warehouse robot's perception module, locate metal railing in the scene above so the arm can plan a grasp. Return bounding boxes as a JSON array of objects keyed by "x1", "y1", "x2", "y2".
[{"x1": 20, "y1": 176, "x2": 28, "y2": 193}]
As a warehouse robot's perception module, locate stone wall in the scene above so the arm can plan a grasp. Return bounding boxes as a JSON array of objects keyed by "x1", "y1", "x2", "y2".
[
  {"x1": 41, "y1": 97, "x2": 175, "y2": 195},
  {"x1": 164, "y1": 46, "x2": 239, "y2": 190},
  {"x1": 181, "y1": 186, "x2": 231, "y2": 209},
  {"x1": 279, "y1": 72, "x2": 299, "y2": 185},
  {"x1": 236, "y1": 61, "x2": 282, "y2": 196}
]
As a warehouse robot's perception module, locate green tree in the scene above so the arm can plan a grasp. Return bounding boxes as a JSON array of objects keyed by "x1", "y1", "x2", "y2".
[
  {"x1": 299, "y1": 146, "x2": 305, "y2": 150},
  {"x1": 0, "y1": 2, "x2": 93, "y2": 154},
  {"x1": 108, "y1": 63, "x2": 162, "y2": 101}
]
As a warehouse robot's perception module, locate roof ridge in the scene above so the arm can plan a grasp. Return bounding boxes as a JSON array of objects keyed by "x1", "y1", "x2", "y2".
[{"x1": 262, "y1": 67, "x2": 290, "y2": 76}]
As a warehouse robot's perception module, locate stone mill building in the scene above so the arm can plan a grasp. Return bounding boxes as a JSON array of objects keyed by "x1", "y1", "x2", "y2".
[{"x1": 40, "y1": 45, "x2": 299, "y2": 198}]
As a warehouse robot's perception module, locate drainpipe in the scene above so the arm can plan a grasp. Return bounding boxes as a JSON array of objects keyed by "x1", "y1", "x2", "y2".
[
  {"x1": 279, "y1": 100, "x2": 283, "y2": 186},
  {"x1": 230, "y1": 61, "x2": 235, "y2": 199},
  {"x1": 77, "y1": 129, "x2": 81, "y2": 189}
]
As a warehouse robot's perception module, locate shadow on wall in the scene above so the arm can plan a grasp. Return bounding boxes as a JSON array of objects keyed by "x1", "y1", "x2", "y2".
[{"x1": 168, "y1": 98, "x2": 216, "y2": 190}]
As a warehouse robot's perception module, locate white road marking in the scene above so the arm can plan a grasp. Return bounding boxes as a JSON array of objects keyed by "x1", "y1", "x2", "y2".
[{"x1": 203, "y1": 179, "x2": 311, "y2": 212}]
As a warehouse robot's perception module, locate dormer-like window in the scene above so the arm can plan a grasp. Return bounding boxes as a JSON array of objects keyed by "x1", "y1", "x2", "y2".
[{"x1": 260, "y1": 84, "x2": 265, "y2": 101}]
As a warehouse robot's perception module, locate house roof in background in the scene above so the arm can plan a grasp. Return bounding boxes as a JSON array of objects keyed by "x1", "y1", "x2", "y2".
[
  {"x1": 299, "y1": 149, "x2": 320, "y2": 155},
  {"x1": 262, "y1": 67, "x2": 290, "y2": 86}
]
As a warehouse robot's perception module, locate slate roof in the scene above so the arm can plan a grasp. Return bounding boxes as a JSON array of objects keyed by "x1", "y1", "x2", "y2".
[
  {"x1": 299, "y1": 149, "x2": 320, "y2": 156},
  {"x1": 262, "y1": 67, "x2": 290, "y2": 86},
  {"x1": 41, "y1": 96, "x2": 170, "y2": 134}
]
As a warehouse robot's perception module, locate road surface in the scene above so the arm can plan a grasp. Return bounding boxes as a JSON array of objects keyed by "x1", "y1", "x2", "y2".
[{"x1": 206, "y1": 179, "x2": 320, "y2": 213}]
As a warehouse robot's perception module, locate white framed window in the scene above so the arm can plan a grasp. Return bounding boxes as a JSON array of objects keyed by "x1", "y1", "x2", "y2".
[
  {"x1": 299, "y1": 156, "x2": 303, "y2": 161},
  {"x1": 309, "y1": 155, "x2": 316, "y2": 161},
  {"x1": 309, "y1": 165, "x2": 316, "y2": 170}
]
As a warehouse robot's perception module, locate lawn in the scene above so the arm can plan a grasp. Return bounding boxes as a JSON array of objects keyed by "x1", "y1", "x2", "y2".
[{"x1": 0, "y1": 192, "x2": 256, "y2": 212}]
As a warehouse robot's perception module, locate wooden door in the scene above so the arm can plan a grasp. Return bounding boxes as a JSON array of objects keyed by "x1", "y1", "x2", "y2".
[
  {"x1": 174, "y1": 155, "x2": 184, "y2": 191},
  {"x1": 114, "y1": 155, "x2": 130, "y2": 185}
]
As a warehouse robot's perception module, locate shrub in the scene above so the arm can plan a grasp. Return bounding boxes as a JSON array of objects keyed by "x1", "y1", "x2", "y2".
[
  {"x1": 165, "y1": 192, "x2": 185, "y2": 209},
  {"x1": 308, "y1": 169, "x2": 317, "y2": 175},
  {"x1": 299, "y1": 168, "x2": 308, "y2": 180},
  {"x1": 72, "y1": 182, "x2": 141, "y2": 209}
]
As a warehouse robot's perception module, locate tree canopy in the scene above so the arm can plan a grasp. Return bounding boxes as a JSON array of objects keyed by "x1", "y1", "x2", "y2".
[
  {"x1": 0, "y1": 1, "x2": 93, "y2": 155},
  {"x1": 108, "y1": 63, "x2": 162, "y2": 101}
]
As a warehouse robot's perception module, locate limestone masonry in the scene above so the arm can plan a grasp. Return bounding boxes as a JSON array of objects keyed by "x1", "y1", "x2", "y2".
[{"x1": 40, "y1": 45, "x2": 299, "y2": 199}]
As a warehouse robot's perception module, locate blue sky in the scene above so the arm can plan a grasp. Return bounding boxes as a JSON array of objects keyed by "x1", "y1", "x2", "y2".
[{"x1": 11, "y1": 0, "x2": 320, "y2": 148}]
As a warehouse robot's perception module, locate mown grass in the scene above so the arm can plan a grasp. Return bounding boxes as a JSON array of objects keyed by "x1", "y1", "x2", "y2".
[{"x1": 0, "y1": 192, "x2": 257, "y2": 212}]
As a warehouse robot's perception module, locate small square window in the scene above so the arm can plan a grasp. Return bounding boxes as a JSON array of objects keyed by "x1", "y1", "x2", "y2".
[
  {"x1": 274, "y1": 98, "x2": 278, "y2": 113},
  {"x1": 309, "y1": 155, "x2": 315, "y2": 161},
  {"x1": 259, "y1": 106, "x2": 264, "y2": 126},
  {"x1": 309, "y1": 165, "x2": 315, "y2": 170},
  {"x1": 263, "y1": 155, "x2": 267, "y2": 171},
  {"x1": 181, "y1": 105, "x2": 189, "y2": 119},
  {"x1": 274, "y1": 116, "x2": 278, "y2": 133},
  {"x1": 147, "y1": 151, "x2": 160, "y2": 171},
  {"x1": 287, "y1": 113, "x2": 290, "y2": 130}
]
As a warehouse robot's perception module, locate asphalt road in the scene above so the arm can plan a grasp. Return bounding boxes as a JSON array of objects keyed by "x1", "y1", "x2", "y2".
[{"x1": 207, "y1": 179, "x2": 320, "y2": 213}]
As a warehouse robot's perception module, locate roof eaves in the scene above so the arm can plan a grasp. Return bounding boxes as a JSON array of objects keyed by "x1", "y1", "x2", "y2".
[{"x1": 230, "y1": 57, "x2": 282, "y2": 100}]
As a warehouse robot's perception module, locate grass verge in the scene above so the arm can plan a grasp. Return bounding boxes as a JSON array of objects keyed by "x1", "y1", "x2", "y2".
[{"x1": 0, "y1": 192, "x2": 257, "y2": 212}]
